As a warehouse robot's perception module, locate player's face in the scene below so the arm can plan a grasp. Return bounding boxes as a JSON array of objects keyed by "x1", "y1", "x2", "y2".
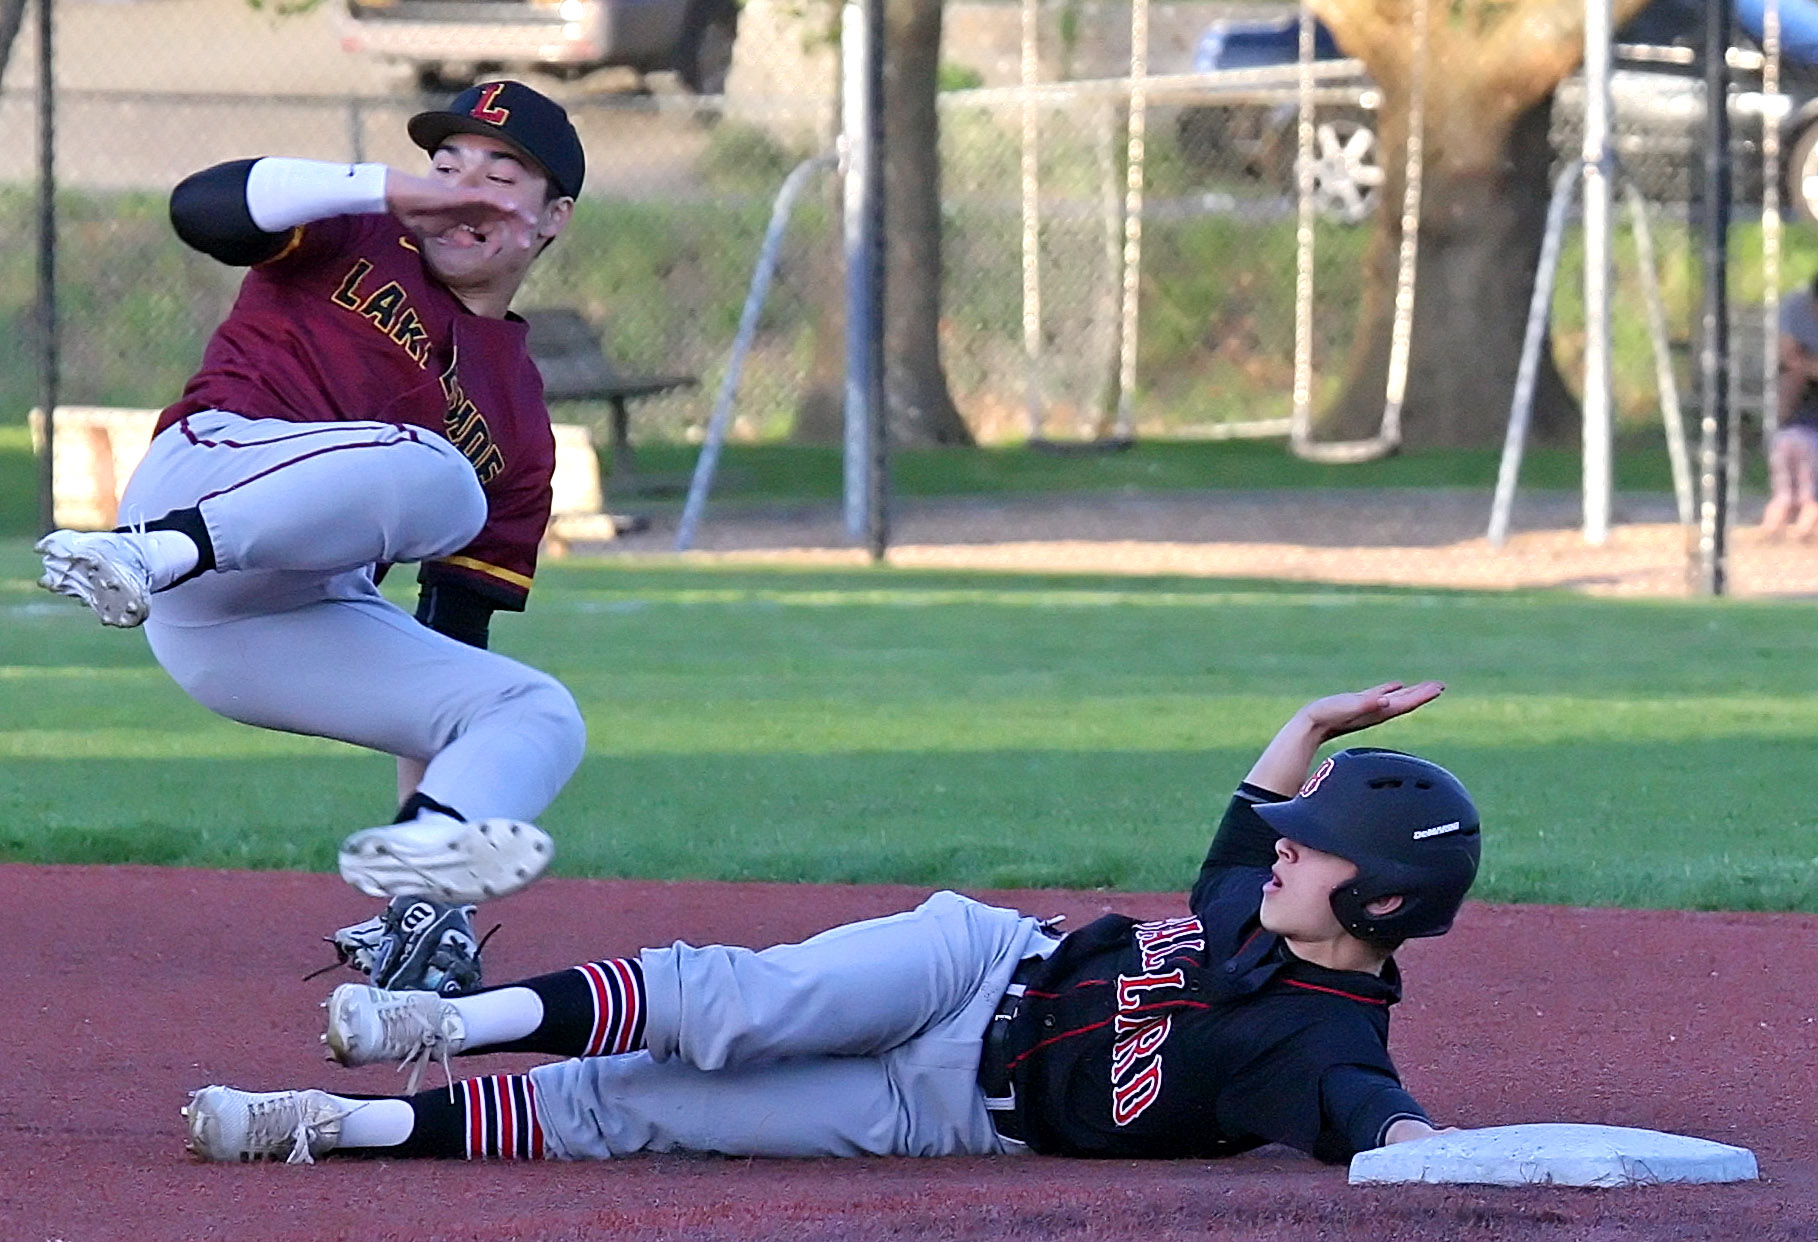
[
  {"x1": 1259, "y1": 837, "x2": 1358, "y2": 942},
  {"x1": 420, "y1": 134, "x2": 569, "y2": 288}
]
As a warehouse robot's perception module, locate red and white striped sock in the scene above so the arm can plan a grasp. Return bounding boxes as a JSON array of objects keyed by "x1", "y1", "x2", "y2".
[
  {"x1": 464, "y1": 956, "x2": 647, "y2": 1059},
  {"x1": 571, "y1": 957, "x2": 647, "y2": 1057},
  {"x1": 459, "y1": 1074, "x2": 547, "y2": 1161}
]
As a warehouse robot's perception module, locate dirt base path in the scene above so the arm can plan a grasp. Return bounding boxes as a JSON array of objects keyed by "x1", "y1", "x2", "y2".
[
  {"x1": 6, "y1": 864, "x2": 1817, "y2": 1241},
  {"x1": 592, "y1": 489, "x2": 1818, "y2": 598}
]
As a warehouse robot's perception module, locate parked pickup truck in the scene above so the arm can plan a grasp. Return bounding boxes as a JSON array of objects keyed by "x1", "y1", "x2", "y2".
[
  {"x1": 1173, "y1": 0, "x2": 1818, "y2": 220},
  {"x1": 337, "y1": 0, "x2": 740, "y2": 95}
]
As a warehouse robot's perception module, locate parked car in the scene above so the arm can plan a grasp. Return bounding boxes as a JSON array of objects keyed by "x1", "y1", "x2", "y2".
[
  {"x1": 1173, "y1": 0, "x2": 1818, "y2": 221},
  {"x1": 336, "y1": 0, "x2": 741, "y2": 95},
  {"x1": 1171, "y1": 14, "x2": 1381, "y2": 222}
]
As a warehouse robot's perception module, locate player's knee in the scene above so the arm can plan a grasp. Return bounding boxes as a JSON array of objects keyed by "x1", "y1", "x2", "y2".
[
  {"x1": 515, "y1": 674, "x2": 587, "y2": 771},
  {"x1": 406, "y1": 437, "x2": 488, "y2": 545}
]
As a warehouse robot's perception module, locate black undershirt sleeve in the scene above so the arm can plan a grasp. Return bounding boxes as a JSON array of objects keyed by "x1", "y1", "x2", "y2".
[
  {"x1": 416, "y1": 580, "x2": 497, "y2": 650},
  {"x1": 1318, "y1": 1063, "x2": 1430, "y2": 1159},
  {"x1": 1193, "y1": 784, "x2": 1287, "y2": 903},
  {"x1": 168, "y1": 158, "x2": 295, "y2": 266}
]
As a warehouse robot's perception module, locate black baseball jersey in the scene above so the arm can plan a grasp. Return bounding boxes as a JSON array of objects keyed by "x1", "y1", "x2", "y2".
[{"x1": 1006, "y1": 783, "x2": 1430, "y2": 1162}]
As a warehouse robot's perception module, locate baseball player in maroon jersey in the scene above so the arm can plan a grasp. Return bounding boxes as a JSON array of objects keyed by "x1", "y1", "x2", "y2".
[
  {"x1": 34, "y1": 81, "x2": 589, "y2": 907},
  {"x1": 181, "y1": 681, "x2": 1478, "y2": 1166}
]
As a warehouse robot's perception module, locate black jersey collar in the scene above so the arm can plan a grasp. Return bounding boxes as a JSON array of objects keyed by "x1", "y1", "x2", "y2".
[{"x1": 1212, "y1": 922, "x2": 1403, "y2": 1005}]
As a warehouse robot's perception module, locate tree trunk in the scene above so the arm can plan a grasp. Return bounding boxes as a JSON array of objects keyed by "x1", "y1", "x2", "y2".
[
  {"x1": 1318, "y1": 99, "x2": 1578, "y2": 447},
  {"x1": 1310, "y1": 0, "x2": 1662, "y2": 450},
  {"x1": 880, "y1": 0, "x2": 973, "y2": 446}
]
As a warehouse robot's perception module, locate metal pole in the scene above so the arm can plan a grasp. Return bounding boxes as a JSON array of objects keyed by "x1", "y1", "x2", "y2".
[
  {"x1": 1762, "y1": 0, "x2": 1784, "y2": 454},
  {"x1": 35, "y1": 0, "x2": 56, "y2": 537},
  {"x1": 675, "y1": 154, "x2": 837, "y2": 551},
  {"x1": 860, "y1": 0, "x2": 887, "y2": 561},
  {"x1": 1111, "y1": 0, "x2": 1149, "y2": 441},
  {"x1": 1622, "y1": 181, "x2": 1695, "y2": 525},
  {"x1": 1377, "y1": 0, "x2": 1427, "y2": 451},
  {"x1": 1697, "y1": 0, "x2": 1734, "y2": 595},
  {"x1": 1582, "y1": 0, "x2": 1614, "y2": 545},
  {"x1": 839, "y1": 0, "x2": 875, "y2": 544},
  {"x1": 1289, "y1": 5, "x2": 1318, "y2": 449},
  {"x1": 1489, "y1": 163, "x2": 1580, "y2": 547},
  {"x1": 1019, "y1": 0, "x2": 1045, "y2": 442},
  {"x1": 1092, "y1": 99, "x2": 1121, "y2": 436},
  {"x1": 348, "y1": 97, "x2": 365, "y2": 162}
]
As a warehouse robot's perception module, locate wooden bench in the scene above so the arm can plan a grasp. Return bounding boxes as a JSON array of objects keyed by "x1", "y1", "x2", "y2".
[
  {"x1": 30, "y1": 404, "x2": 622, "y2": 554},
  {"x1": 520, "y1": 306, "x2": 697, "y2": 486}
]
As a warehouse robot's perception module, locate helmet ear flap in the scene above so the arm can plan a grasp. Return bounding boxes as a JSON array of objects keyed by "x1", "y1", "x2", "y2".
[
  {"x1": 1329, "y1": 848, "x2": 1472, "y2": 942},
  {"x1": 1328, "y1": 885, "x2": 1377, "y2": 939},
  {"x1": 1329, "y1": 883, "x2": 1411, "y2": 942}
]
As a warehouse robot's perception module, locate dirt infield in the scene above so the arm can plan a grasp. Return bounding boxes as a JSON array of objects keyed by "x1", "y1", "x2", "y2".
[
  {"x1": 5, "y1": 863, "x2": 1817, "y2": 1242},
  {"x1": 596, "y1": 489, "x2": 1818, "y2": 598}
]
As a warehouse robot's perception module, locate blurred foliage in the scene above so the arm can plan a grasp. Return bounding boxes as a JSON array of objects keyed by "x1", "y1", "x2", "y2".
[{"x1": 938, "y1": 61, "x2": 986, "y2": 92}]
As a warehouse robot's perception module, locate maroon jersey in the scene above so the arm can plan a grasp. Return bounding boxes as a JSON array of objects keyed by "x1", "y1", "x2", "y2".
[{"x1": 159, "y1": 213, "x2": 554, "y2": 609}]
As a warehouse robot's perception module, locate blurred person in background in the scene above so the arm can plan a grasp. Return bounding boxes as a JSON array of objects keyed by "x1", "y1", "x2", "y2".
[{"x1": 1763, "y1": 270, "x2": 1818, "y2": 539}]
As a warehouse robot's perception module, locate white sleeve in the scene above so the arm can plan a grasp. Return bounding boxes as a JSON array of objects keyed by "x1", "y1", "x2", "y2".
[{"x1": 244, "y1": 157, "x2": 390, "y2": 232}]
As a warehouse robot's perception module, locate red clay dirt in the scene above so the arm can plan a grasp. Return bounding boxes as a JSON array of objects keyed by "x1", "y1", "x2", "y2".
[{"x1": 4, "y1": 863, "x2": 1816, "y2": 1241}]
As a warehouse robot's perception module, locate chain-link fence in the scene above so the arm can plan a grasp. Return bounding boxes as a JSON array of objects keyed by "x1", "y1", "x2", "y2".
[
  {"x1": 1, "y1": 0, "x2": 844, "y2": 452},
  {"x1": 3, "y1": 0, "x2": 1811, "y2": 464},
  {"x1": 932, "y1": 0, "x2": 1810, "y2": 458}
]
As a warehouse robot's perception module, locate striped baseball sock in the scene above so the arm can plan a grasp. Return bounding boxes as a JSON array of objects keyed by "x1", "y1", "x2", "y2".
[
  {"x1": 392, "y1": 1074, "x2": 546, "y2": 1160},
  {"x1": 482, "y1": 957, "x2": 647, "y2": 1058}
]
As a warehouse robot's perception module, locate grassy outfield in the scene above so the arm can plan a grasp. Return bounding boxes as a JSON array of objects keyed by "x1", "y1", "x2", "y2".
[
  {"x1": 609, "y1": 434, "x2": 1733, "y2": 501},
  {"x1": 4, "y1": 537, "x2": 1818, "y2": 913}
]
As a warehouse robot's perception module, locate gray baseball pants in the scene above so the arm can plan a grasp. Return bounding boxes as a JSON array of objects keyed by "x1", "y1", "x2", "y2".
[
  {"x1": 530, "y1": 891, "x2": 1059, "y2": 1159},
  {"x1": 118, "y1": 410, "x2": 584, "y2": 822}
]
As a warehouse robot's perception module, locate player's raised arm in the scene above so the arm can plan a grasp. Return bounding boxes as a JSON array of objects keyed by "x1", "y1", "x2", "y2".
[
  {"x1": 1243, "y1": 681, "x2": 1445, "y2": 797},
  {"x1": 170, "y1": 157, "x2": 383, "y2": 265},
  {"x1": 169, "y1": 157, "x2": 538, "y2": 267}
]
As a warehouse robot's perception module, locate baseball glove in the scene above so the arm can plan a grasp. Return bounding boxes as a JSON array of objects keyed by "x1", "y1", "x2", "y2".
[{"x1": 311, "y1": 897, "x2": 493, "y2": 995}]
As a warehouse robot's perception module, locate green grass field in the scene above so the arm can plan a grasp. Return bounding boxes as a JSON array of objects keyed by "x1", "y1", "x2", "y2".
[
  {"x1": 5, "y1": 533, "x2": 1817, "y2": 914},
  {"x1": 606, "y1": 433, "x2": 1742, "y2": 502}
]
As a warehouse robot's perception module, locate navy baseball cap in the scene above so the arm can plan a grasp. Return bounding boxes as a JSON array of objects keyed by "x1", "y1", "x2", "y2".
[{"x1": 408, "y1": 80, "x2": 585, "y2": 200}]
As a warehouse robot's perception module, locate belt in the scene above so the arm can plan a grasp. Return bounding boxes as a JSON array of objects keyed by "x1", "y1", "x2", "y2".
[{"x1": 978, "y1": 955, "x2": 1047, "y2": 1146}]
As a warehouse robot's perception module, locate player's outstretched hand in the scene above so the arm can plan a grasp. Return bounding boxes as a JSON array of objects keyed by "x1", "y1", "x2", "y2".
[
  {"x1": 384, "y1": 171, "x2": 541, "y2": 250},
  {"x1": 1244, "y1": 680, "x2": 1445, "y2": 796},
  {"x1": 1301, "y1": 680, "x2": 1444, "y2": 742},
  {"x1": 1383, "y1": 1118, "x2": 1461, "y2": 1145}
]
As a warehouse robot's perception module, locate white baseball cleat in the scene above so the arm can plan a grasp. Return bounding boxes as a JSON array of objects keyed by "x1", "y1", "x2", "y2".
[
  {"x1": 35, "y1": 529, "x2": 156, "y2": 628},
  {"x1": 182, "y1": 1085, "x2": 349, "y2": 1164},
  {"x1": 337, "y1": 814, "x2": 554, "y2": 904},
  {"x1": 323, "y1": 983, "x2": 467, "y2": 1095}
]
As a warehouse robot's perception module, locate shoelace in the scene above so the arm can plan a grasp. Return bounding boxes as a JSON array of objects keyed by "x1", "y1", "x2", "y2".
[
  {"x1": 377, "y1": 996, "x2": 458, "y2": 1097},
  {"x1": 301, "y1": 916, "x2": 388, "y2": 984},
  {"x1": 118, "y1": 524, "x2": 156, "y2": 590},
  {"x1": 243, "y1": 1092, "x2": 349, "y2": 1166}
]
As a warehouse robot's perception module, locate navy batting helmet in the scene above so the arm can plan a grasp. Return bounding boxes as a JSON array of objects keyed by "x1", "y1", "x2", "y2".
[{"x1": 1252, "y1": 747, "x2": 1480, "y2": 942}]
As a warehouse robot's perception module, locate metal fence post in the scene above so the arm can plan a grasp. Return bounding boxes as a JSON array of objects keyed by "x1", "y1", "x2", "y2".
[
  {"x1": 1697, "y1": 0, "x2": 1734, "y2": 595},
  {"x1": 35, "y1": 0, "x2": 57, "y2": 538}
]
